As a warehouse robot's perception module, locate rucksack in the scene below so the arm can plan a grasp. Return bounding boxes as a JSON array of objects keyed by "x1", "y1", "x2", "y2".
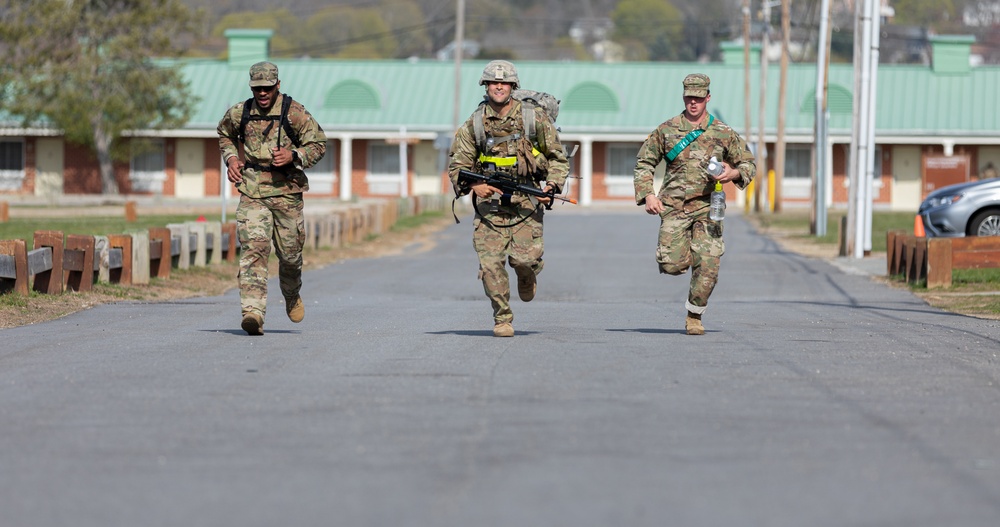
[
  {"x1": 238, "y1": 94, "x2": 301, "y2": 148},
  {"x1": 472, "y1": 89, "x2": 562, "y2": 155}
]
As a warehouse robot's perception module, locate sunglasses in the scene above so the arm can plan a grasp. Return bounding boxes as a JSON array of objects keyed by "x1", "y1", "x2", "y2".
[{"x1": 251, "y1": 85, "x2": 276, "y2": 93}]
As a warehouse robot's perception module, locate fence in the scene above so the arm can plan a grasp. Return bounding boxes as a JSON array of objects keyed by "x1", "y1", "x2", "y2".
[
  {"x1": 0, "y1": 195, "x2": 451, "y2": 298},
  {"x1": 886, "y1": 229, "x2": 1000, "y2": 288}
]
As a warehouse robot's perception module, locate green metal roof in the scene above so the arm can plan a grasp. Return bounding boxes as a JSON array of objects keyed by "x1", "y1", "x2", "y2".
[{"x1": 173, "y1": 57, "x2": 1000, "y2": 141}]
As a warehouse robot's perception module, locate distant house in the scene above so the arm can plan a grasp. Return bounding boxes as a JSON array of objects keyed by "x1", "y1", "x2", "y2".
[{"x1": 1, "y1": 28, "x2": 998, "y2": 213}]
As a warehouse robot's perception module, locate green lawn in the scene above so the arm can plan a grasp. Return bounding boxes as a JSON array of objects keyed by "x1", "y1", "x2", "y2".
[
  {"x1": 0, "y1": 215, "x2": 204, "y2": 246},
  {"x1": 751, "y1": 209, "x2": 915, "y2": 253}
]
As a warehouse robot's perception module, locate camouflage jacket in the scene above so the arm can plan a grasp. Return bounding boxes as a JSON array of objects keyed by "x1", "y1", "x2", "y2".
[
  {"x1": 634, "y1": 112, "x2": 756, "y2": 213},
  {"x1": 217, "y1": 93, "x2": 327, "y2": 198},
  {"x1": 448, "y1": 99, "x2": 569, "y2": 208}
]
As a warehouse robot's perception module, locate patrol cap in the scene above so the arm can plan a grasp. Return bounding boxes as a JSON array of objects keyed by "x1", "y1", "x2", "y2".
[
  {"x1": 249, "y1": 61, "x2": 279, "y2": 87},
  {"x1": 683, "y1": 73, "x2": 710, "y2": 97}
]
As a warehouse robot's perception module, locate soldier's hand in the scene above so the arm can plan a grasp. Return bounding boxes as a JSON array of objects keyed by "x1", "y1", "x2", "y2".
[
  {"x1": 536, "y1": 184, "x2": 555, "y2": 205},
  {"x1": 712, "y1": 161, "x2": 737, "y2": 183},
  {"x1": 226, "y1": 157, "x2": 244, "y2": 184},
  {"x1": 271, "y1": 146, "x2": 294, "y2": 167},
  {"x1": 471, "y1": 181, "x2": 501, "y2": 199},
  {"x1": 644, "y1": 194, "x2": 664, "y2": 215}
]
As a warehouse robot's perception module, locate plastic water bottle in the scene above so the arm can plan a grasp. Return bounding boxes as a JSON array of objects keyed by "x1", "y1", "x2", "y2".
[
  {"x1": 710, "y1": 181, "x2": 726, "y2": 221},
  {"x1": 706, "y1": 156, "x2": 724, "y2": 177}
]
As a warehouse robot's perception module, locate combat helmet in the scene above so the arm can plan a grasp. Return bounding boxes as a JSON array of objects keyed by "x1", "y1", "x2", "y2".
[{"x1": 479, "y1": 60, "x2": 519, "y2": 90}]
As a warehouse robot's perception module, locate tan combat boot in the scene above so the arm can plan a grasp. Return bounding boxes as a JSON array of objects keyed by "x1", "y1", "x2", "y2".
[
  {"x1": 285, "y1": 295, "x2": 304, "y2": 323},
  {"x1": 241, "y1": 312, "x2": 264, "y2": 336},
  {"x1": 516, "y1": 269, "x2": 536, "y2": 302},
  {"x1": 493, "y1": 322, "x2": 514, "y2": 337},
  {"x1": 685, "y1": 311, "x2": 704, "y2": 336}
]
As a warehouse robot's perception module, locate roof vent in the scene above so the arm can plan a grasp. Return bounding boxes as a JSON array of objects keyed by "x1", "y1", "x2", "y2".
[
  {"x1": 224, "y1": 29, "x2": 272, "y2": 70},
  {"x1": 562, "y1": 81, "x2": 619, "y2": 112},
  {"x1": 930, "y1": 35, "x2": 974, "y2": 74},
  {"x1": 325, "y1": 80, "x2": 381, "y2": 110}
]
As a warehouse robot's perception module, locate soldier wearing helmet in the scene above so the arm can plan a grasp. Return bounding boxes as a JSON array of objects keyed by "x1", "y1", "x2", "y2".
[{"x1": 447, "y1": 60, "x2": 569, "y2": 338}]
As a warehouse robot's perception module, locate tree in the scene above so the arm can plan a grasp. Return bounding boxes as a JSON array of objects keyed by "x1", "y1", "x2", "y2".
[
  {"x1": 0, "y1": 0, "x2": 202, "y2": 194},
  {"x1": 611, "y1": 0, "x2": 683, "y2": 61}
]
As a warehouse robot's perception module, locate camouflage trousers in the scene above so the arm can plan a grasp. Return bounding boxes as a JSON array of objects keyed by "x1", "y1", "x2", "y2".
[
  {"x1": 655, "y1": 208, "x2": 725, "y2": 314},
  {"x1": 473, "y1": 207, "x2": 545, "y2": 325},
  {"x1": 236, "y1": 193, "x2": 305, "y2": 319}
]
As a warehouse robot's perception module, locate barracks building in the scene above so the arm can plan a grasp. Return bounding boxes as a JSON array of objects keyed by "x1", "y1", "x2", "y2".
[{"x1": 1, "y1": 29, "x2": 998, "y2": 212}]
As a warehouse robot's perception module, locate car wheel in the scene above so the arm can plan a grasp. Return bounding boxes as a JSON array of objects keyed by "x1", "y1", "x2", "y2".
[{"x1": 968, "y1": 209, "x2": 1000, "y2": 237}]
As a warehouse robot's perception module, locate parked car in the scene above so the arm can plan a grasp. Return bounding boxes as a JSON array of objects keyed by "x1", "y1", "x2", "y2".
[{"x1": 918, "y1": 177, "x2": 1000, "y2": 237}]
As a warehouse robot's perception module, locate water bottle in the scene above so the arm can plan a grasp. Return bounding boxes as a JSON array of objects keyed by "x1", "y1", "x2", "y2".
[
  {"x1": 710, "y1": 181, "x2": 726, "y2": 221},
  {"x1": 706, "y1": 156, "x2": 724, "y2": 177}
]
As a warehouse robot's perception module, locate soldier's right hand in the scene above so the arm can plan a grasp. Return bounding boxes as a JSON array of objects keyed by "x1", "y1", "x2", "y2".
[
  {"x1": 644, "y1": 194, "x2": 664, "y2": 215},
  {"x1": 227, "y1": 157, "x2": 245, "y2": 185},
  {"x1": 471, "y1": 181, "x2": 501, "y2": 199}
]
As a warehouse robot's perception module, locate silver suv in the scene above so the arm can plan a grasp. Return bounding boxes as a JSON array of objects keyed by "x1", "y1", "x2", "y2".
[{"x1": 918, "y1": 177, "x2": 1000, "y2": 237}]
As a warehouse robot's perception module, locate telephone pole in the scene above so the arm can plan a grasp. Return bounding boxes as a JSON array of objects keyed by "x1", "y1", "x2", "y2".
[{"x1": 774, "y1": 0, "x2": 790, "y2": 212}]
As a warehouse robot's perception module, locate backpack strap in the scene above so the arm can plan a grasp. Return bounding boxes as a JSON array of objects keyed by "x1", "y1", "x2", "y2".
[
  {"x1": 472, "y1": 102, "x2": 487, "y2": 152},
  {"x1": 237, "y1": 94, "x2": 301, "y2": 148},
  {"x1": 522, "y1": 101, "x2": 535, "y2": 146}
]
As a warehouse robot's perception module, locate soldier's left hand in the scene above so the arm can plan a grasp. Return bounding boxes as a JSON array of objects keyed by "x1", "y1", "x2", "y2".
[
  {"x1": 271, "y1": 146, "x2": 295, "y2": 167},
  {"x1": 536, "y1": 183, "x2": 555, "y2": 205},
  {"x1": 712, "y1": 161, "x2": 738, "y2": 183}
]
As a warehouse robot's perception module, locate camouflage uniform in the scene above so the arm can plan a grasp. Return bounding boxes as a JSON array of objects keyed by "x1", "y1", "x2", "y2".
[
  {"x1": 448, "y1": 62, "x2": 569, "y2": 329},
  {"x1": 634, "y1": 74, "x2": 756, "y2": 318},
  {"x1": 217, "y1": 62, "x2": 327, "y2": 326}
]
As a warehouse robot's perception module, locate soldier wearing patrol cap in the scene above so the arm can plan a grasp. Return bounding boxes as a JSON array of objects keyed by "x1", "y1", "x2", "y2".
[
  {"x1": 447, "y1": 60, "x2": 570, "y2": 338},
  {"x1": 633, "y1": 73, "x2": 757, "y2": 335},
  {"x1": 217, "y1": 61, "x2": 327, "y2": 336}
]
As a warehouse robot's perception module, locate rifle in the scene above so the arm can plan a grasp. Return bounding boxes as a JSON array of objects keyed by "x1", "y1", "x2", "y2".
[{"x1": 457, "y1": 169, "x2": 577, "y2": 210}]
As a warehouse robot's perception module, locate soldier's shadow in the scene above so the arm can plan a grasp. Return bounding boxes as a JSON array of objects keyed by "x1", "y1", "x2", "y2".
[
  {"x1": 428, "y1": 330, "x2": 540, "y2": 337},
  {"x1": 607, "y1": 328, "x2": 690, "y2": 335}
]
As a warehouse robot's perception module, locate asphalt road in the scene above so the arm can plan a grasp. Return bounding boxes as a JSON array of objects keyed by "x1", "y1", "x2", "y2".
[{"x1": 2, "y1": 208, "x2": 998, "y2": 527}]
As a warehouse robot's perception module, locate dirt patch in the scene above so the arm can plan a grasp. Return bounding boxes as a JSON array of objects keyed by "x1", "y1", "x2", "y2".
[{"x1": 0, "y1": 215, "x2": 455, "y2": 329}]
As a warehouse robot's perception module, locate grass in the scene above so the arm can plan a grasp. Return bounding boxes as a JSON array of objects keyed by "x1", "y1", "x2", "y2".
[
  {"x1": 752, "y1": 209, "x2": 916, "y2": 253},
  {"x1": 0, "y1": 215, "x2": 205, "y2": 245}
]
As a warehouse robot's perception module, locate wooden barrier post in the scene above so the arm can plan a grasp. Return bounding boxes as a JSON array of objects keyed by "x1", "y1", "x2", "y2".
[
  {"x1": 0, "y1": 239, "x2": 28, "y2": 295},
  {"x1": 221, "y1": 222, "x2": 237, "y2": 262},
  {"x1": 186, "y1": 221, "x2": 207, "y2": 267},
  {"x1": 204, "y1": 221, "x2": 222, "y2": 265},
  {"x1": 129, "y1": 230, "x2": 150, "y2": 285},
  {"x1": 125, "y1": 200, "x2": 137, "y2": 222},
  {"x1": 167, "y1": 224, "x2": 190, "y2": 269},
  {"x1": 32, "y1": 230, "x2": 64, "y2": 294},
  {"x1": 0, "y1": 201, "x2": 8, "y2": 223},
  {"x1": 926, "y1": 238, "x2": 953, "y2": 289},
  {"x1": 94, "y1": 235, "x2": 110, "y2": 283},
  {"x1": 148, "y1": 227, "x2": 172, "y2": 279},
  {"x1": 64, "y1": 234, "x2": 95, "y2": 292},
  {"x1": 107, "y1": 234, "x2": 134, "y2": 286}
]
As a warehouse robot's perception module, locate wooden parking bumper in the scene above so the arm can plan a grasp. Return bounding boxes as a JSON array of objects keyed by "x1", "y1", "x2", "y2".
[
  {"x1": 886, "y1": 229, "x2": 1000, "y2": 289},
  {"x1": 64, "y1": 234, "x2": 95, "y2": 292},
  {"x1": 32, "y1": 230, "x2": 64, "y2": 294},
  {"x1": 1, "y1": 195, "x2": 449, "y2": 304},
  {"x1": 0, "y1": 239, "x2": 28, "y2": 295}
]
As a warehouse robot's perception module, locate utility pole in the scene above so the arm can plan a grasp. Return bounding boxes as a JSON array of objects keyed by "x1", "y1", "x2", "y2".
[
  {"x1": 742, "y1": 0, "x2": 753, "y2": 213},
  {"x1": 774, "y1": 0, "x2": 790, "y2": 212},
  {"x1": 813, "y1": 0, "x2": 831, "y2": 236},
  {"x1": 756, "y1": 0, "x2": 772, "y2": 213},
  {"x1": 452, "y1": 0, "x2": 465, "y2": 134},
  {"x1": 849, "y1": 0, "x2": 879, "y2": 258}
]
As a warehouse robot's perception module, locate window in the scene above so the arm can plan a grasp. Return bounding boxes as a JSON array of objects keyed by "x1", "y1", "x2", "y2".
[
  {"x1": 785, "y1": 145, "x2": 811, "y2": 178},
  {"x1": 306, "y1": 141, "x2": 337, "y2": 194},
  {"x1": 130, "y1": 140, "x2": 166, "y2": 193},
  {"x1": 0, "y1": 140, "x2": 25, "y2": 191},
  {"x1": 605, "y1": 143, "x2": 641, "y2": 197},
  {"x1": 607, "y1": 144, "x2": 639, "y2": 178},
  {"x1": 367, "y1": 143, "x2": 401, "y2": 195}
]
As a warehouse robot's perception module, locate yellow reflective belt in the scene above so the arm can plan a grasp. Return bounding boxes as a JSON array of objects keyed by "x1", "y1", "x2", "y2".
[
  {"x1": 478, "y1": 154, "x2": 517, "y2": 167},
  {"x1": 478, "y1": 149, "x2": 540, "y2": 166}
]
